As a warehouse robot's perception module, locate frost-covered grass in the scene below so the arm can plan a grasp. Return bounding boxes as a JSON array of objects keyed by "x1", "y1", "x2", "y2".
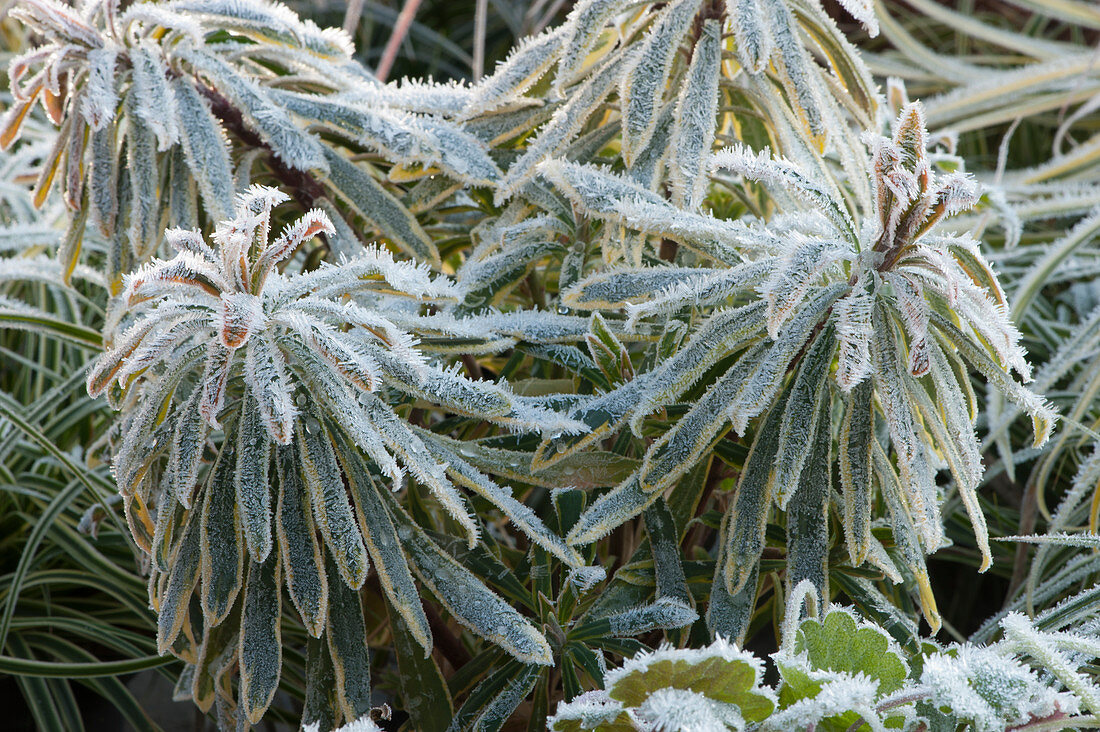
[{"x1": 1, "y1": 0, "x2": 1099, "y2": 730}]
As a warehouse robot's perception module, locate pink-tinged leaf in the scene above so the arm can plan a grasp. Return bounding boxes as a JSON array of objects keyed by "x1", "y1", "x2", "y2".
[
  {"x1": 200, "y1": 343, "x2": 233, "y2": 429},
  {"x1": 218, "y1": 292, "x2": 264, "y2": 349},
  {"x1": 254, "y1": 208, "x2": 334, "y2": 291}
]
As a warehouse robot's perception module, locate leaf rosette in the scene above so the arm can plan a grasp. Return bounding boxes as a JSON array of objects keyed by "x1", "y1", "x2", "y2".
[
  {"x1": 536, "y1": 103, "x2": 1056, "y2": 635},
  {"x1": 85, "y1": 186, "x2": 588, "y2": 724}
]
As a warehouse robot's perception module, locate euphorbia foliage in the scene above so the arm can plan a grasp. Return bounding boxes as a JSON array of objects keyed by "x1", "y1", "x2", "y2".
[{"x1": 3, "y1": 0, "x2": 1096, "y2": 729}]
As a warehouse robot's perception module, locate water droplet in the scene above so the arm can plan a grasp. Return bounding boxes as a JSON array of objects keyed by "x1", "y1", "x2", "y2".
[
  {"x1": 305, "y1": 417, "x2": 321, "y2": 435},
  {"x1": 295, "y1": 393, "x2": 307, "y2": 407},
  {"x1": 556, "y1": 305, "x2": 570, "y2": 315}
]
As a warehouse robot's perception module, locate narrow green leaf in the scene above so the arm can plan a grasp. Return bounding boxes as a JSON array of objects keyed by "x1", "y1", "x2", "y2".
[
  {"x1": 303, "y1": 636, "x2": 338, "y2": 732},
  {"x1": 341, "y1": 444, "x2": 432, "y2": 653},
  {"x1": 785, "y1": 393, "x2": 832, "y2": 602},
  {"x1": 839, "y1": 379, "x2": 874, "y2": 565},
  {"x1": 235, "y1": 393, "x2": 273, "y2": 563},
  {"x1": 670, "y1": 18, "x2": 721, "y2": 208},
  {"x1": 382, "y1": 490, "x2": 554, "y2": 666},
  {"x1": 325, "y1": 554, "x2": 373, "y2": 720},
  {"x1": 199, "y1": 440, "x2": 244, "y2": 627},
  {"x1": 620, "y1": 0, "x2": 701, "y2": 164},
  {"x1": 297, "y1": 418, "x2": 369, "y2": 589},
  {"x1": 275, "y1": 444, "x2": 329, "y2": 637},
  {"x1": 157, "y1": 514, "x2": 201, "y2": 654},
  {"x1": 173, "y1": 77, "x2": 234, "y2": 221},
  {"x1": 773, "y1": 326, "x2": 834, "y2": 509},
  {"x1": 724, "y1": 390, "x2": 790, "y2": 595},
  {"x1": 239, "y1": 557, "x2": 282, "y2": 724},
  {"x1": 322, "y1": 145, "x2": 440, "y2": 267},
  {"x1": 643, "y1": 497, "x2": 693, "y2": 607},
  {"x1": 387, "y1": 597, "x2": 453, "y2": 730}
]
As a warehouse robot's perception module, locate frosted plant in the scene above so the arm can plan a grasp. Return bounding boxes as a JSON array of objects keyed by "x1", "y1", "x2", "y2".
[
  {"x1": 461, "y1": 0, "x2": 878, "y2": 210},
  {"x1": 304, "y1": 714, "x2": 383, "y2": 732},
  {"x1": 535, "y1": 103, "x2": 1056, "y2": 636},
  {"x1": 549, "y1": 584, "x2": 1098, "y2": 732},
  {"x1": 549, "y1": 637, "x2": 776, "y2": 731},
  {"x1": 2, "y1": 0, "x2": 498, "y2": 283},
  {"x1": 84, "y1": 187, "x2": 590, "y2": 726},
  {"x1": 3, "y1": 0, "x2": 1100, "y2": 730}
]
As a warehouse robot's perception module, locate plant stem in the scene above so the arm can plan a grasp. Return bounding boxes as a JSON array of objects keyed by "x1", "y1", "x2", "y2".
[
  {"x1": 376, "y1": 0, "x2": 423, "y2": 82},
  {"x1": 472, "y1": 0, "x2": 488, "y2": 81}
]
